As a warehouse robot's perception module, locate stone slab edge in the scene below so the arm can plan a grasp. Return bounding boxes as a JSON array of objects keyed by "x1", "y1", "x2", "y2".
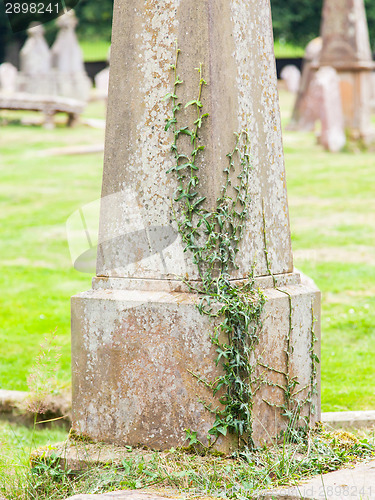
[
  {"x1": 256, "y1": 459, "x2": 375, "y2": 499},
  {"x1": 0, "y1": 389, "x2": 71, "y2": 427},
  {"x1": 322, "y1": 410, "x2": 375, "y2": 429}
]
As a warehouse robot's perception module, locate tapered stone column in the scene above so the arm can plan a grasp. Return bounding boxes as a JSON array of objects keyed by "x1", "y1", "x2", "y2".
[{"x1": 71, "y1": 0, "x2": 320, "y2": 451}]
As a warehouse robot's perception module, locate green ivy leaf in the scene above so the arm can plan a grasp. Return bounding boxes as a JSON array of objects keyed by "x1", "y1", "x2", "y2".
[
  {"x1": 165, "y1": 118, "x2": 177, "y2": 131},
  {"x1": 185, "y1": 100, "x2": 203, "y2": 108},
  {"x1": 162, "y1": 92, "x2": 178, "y2": 101}
]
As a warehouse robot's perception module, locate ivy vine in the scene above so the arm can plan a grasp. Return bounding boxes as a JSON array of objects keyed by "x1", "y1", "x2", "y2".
[
  {"x1": 163, "y1": 43, "x2": 318, "y2": 451},
  {"x1": 261, "y1": 203, "x2": 319, "y2": 443}
]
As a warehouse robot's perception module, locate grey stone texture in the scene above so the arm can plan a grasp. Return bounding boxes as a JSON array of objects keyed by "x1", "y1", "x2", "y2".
[
  {"x1": 322, "y1": 410, "x2": 375, "y2": 430},
  {"x1": 71, "y1": 0, "x2": 321, "y2": 451},
  {"x1": 259, "y1": 460, "x2": 375, "y2": 499},
  {"x1": 97, "y1": 0, "x2": 292, "y2": 281},
  {"x1": 72, "y1": 274, "x2": 320, "y2": 451}
]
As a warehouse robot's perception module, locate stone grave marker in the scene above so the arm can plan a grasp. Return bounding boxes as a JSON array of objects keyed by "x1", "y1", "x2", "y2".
[
  {"x1": 51, "y1": 10, "x2": 91, "y2": 101},
  {"x1": 0, "y1": 63, "x2": 18, "y2": 94},
  {"x1": 290, "y1": 37, "x2": 322, "y2": 130},
  {"x1": 71, "y1": 0, "x2": 321, "y2": 452},
  {"x1": 94, "y1": 47, "x2": 111, "y2": 100},
  {"x1": 280, "y1": 65, "x2": 301, "y2": 93},
  {"x1": 310, "y1": 67, "x2": 346, "y2": 152},
  {"x1": 17, "y1": 23, "x2": 53, "y2": 95}
]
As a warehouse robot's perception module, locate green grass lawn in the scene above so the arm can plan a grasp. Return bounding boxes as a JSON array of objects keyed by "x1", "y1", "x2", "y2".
[
  {"x1": 273, "y1": 40, "x2": 305, "y2": 58},
  {"x1": 279, "y1": 90, "x2": 375, "y2": 412},
  {"x1": 1, "y1": 90, "x2": 375, "y2": 413},
  {"x1": 80, "y1": 40, "x2": 111, "y2": 62},
  {"x1": 0, "y1": 103, "x2": 105, "y2": 391},
  {"x1": 0, "y1": 422, "x2": 67, "y2": 467}
]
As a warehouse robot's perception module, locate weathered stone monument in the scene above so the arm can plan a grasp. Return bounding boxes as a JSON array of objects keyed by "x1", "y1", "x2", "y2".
[
  {"x1": 51, "y1": 10, "x2": 91, "y2": 101},
  {"x1": 17, "y1": 23, "x2": 53, "y2": 95},
  {"x1": 318, "y1": 0, "x2": 374, "y2": 141},
  {"x1": 71, "y1": 0, "x2": 320, "y2": 451},
  {"x1": 292, "y1": 0, "x2": 374, "y2": 141}
]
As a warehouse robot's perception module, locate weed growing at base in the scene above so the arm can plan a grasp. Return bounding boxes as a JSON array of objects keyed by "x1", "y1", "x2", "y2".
[{"x1": 1, "y1": 424, "x2": 374, "y2": 499}]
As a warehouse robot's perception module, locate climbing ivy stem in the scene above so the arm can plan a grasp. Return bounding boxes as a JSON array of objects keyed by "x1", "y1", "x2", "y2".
[{"x1": 164, "y1": 42, "x2": 316, "y2": 451}]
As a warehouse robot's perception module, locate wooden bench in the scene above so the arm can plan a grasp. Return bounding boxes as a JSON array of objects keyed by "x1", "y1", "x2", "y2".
[{"x1": 0, "y1": 92, "x2": 85, "y2": 129}]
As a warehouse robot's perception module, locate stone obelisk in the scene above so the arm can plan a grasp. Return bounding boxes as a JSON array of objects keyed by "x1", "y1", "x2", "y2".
[{"x1": 71, "y1": 0, "x2": 320, "y2": 451}]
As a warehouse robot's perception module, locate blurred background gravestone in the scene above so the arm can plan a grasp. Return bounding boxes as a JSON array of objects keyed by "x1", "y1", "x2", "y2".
[
  {"x1": 0, "y1": 11, "x2": 91, "y2": 128},
  {"x1": 17, "y1": 23, "x2": 53, "y2": 95},
  {"x1": 94, "y1": 47, "x2": 111, "y2": 100},
  {"x1": 71, "y1": 0, "x2": 321, "y2": 452},
  {"x1": 290, "y1": 37, "x2": 322, "y2": 131},
  {"x1": 0, "y1": 62, "x2": 18, "y2": 94},
  {"x1": 310, "y1": 67, "x2": 346, "y2": 152},
  {"x1": 280, "y1": 64, "x2": 301, "y2": 93},
  {"x1": 290, "y1": 0, "x2": 375, "y2": 144},
  {"x1": 51, "y1": 10, "x2": 91, "y2": 102},
  {"x1": 318, "y1": 0, "x2": 375, "y2": 142}
]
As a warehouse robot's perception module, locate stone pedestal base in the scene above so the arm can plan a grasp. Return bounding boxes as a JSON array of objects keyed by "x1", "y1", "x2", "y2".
[{"x1": 71, "y1": 273, "x2": 320, "y2": 451}]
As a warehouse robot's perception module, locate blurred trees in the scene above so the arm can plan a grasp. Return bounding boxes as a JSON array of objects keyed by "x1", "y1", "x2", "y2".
[
  {"x1": 73, "y1": 0, "x2": 114, "y2": 40},
  {"x1": 271, "y1": 0, "x2": 322, "y2": 47},
  {"x1": 1, "y1": 0, "x2": 375, "y2": 64}
]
